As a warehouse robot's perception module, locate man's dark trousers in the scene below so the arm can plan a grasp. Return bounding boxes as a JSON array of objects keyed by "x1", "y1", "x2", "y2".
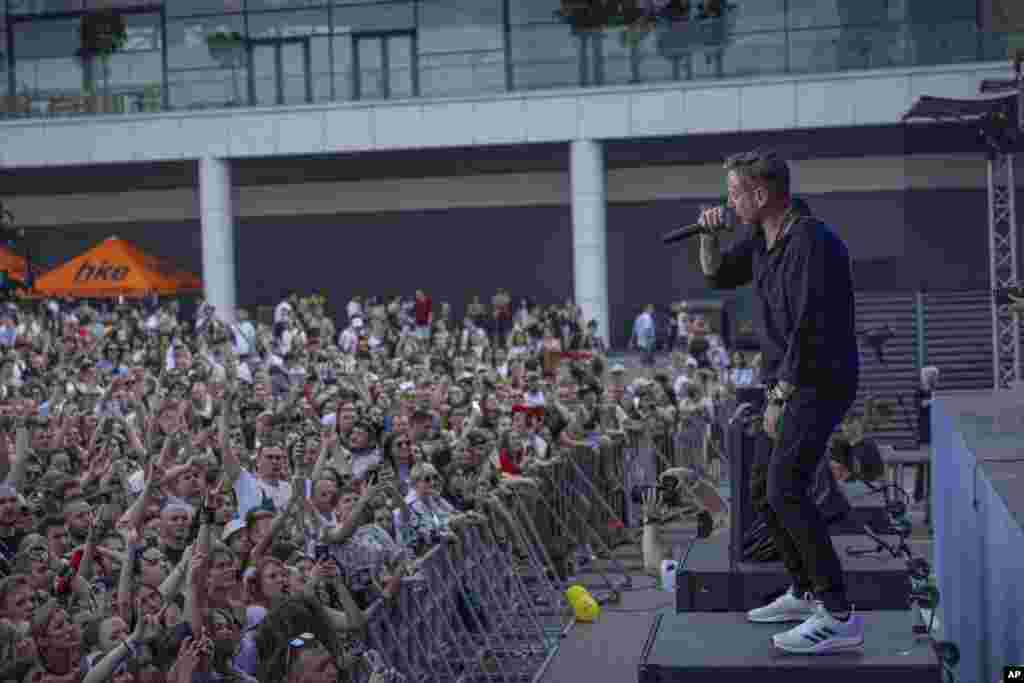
[{"x1": 765, "y1": 384, "x2": 856, "y2": 613}]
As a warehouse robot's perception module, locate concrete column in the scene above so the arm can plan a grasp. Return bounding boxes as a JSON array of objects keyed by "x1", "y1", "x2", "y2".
[
  {"x1": 199, "y1": 157, "x2": 237, "y2": 324},
  {"x1": 571, "y1": 139, "x2": 610, "y2": 347}
]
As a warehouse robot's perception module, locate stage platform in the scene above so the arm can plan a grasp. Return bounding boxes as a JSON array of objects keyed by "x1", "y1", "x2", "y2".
[
  {"x1": 829, "y1": 497, "x2": 892, "y2": 535},
  {"x1": 676, "y1": 532, "x2": 929, "y2": 613},
  {"x1": 638, "y1": 610, "x2": 941, "y2": 683},
  {"x1": 933, "y1": 390, "x2": 1024, "y2": 683}
]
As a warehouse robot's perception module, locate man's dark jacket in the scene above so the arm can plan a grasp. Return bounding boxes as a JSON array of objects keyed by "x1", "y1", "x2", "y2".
[{"x1": 705, "y1": 212, "x2": 860, "y2": 393}]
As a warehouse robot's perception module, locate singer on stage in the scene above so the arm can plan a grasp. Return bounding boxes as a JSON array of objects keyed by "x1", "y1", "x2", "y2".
[{"x1": 698, "y1": 149, "x2": 862, "y2": 654}]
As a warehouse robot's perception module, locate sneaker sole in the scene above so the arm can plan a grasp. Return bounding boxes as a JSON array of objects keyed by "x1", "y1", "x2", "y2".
[
  {"x1": 773, "y1": 637, "x2": 865, "y2": 655},
  {"x1": 747, "y1": 611, "x2": 815, "y2": 624}
]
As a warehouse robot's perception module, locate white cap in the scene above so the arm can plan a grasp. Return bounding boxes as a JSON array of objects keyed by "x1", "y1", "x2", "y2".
[{"x1": 609, "y1": 363, "x2": 626, "y2": 374}]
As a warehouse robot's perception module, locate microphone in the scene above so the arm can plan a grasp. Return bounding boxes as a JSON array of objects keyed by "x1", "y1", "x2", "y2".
[
  {"x1": 662, "y1": 223, "x2": 707, "y2": 245},
  {"x1": 662, "y1": 207, "x2": 736, "y2": 245}
]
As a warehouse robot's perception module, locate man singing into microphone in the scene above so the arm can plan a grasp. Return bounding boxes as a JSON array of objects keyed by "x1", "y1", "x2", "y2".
[{"x1": 699, "y1": 149, "x2": 862, "y2": 654}]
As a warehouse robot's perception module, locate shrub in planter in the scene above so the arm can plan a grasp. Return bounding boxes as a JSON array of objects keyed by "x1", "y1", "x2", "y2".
[{"x1": 207, "y1": 31, "x2": 246, "y2": 68}]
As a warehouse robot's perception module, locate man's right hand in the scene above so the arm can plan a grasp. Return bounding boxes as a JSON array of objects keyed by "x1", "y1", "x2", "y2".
[{"x1": 698, "y1": 206, "x2": 729, "y2": 235}]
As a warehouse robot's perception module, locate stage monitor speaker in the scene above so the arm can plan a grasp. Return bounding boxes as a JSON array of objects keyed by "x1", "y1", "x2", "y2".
[{"x1": 727, "y1": 402, "x2": 772, "y2": 566}]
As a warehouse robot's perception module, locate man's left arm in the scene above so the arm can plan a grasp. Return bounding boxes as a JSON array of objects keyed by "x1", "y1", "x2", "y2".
[{"x1": 777, "y1": 228, "x2": 826, "y2": 392}]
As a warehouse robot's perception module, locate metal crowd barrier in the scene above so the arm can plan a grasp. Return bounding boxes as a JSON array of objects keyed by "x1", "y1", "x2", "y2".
[
  {"x1": 359, "y1": 408, "x2": 737, "y2": 681},
  {"x1": 363, "y1": 526, "x2": 566, "y2": 683}
]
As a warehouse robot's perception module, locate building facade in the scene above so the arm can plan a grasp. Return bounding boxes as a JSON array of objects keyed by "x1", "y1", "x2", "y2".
[{"x1": 0, "y1": 0, "x2": 1018, "y2": 345}]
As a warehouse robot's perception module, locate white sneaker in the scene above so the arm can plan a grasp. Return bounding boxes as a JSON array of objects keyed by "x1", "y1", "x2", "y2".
[
  {"x1": 773, "y1": 602, "x2": 865, "y2": 655},
  {"x1": 747, "y1": 588, "x2": 815, "y2": 623}
]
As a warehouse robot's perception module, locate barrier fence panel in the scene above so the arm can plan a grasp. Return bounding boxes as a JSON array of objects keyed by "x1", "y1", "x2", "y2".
[
  {"x1": 623, "y1": 428, "x2": 658, "y2": 528},
  {"x1": 673, "y1": 415, "x2": 707, "y2": 472},
  {"x1": 359, "y1": 416, "x2": 738, "y2": 681}
]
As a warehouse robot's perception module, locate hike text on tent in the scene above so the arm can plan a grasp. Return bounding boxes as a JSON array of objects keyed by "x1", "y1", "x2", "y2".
[{"x1": 74, "y1": 261, "x2": 129, "y2": 283}]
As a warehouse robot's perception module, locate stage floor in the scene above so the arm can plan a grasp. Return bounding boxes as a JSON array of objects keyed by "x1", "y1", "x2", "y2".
[{"x1": 640, "y1": 610, "x2": 940, "y2": 683}]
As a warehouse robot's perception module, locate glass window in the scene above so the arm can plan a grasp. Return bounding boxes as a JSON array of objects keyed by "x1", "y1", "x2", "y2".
[
  {"x1": 729, "y1": 0, "x2": 786, "y2": 34},
  {"x1": 419, "y1": 49, "x2": 505, "y2": 97},
  {"x1": 509, "y1": 0, "x2": 562, "y2": 26},
  {"x1": 979, "y1": 30, "x2": 1008, "y2": 62},
  {"x1": 418, "y1": 0, "x2": 503, "y2": 53},
  {"x1": 247, "y1": 9, "x2": 331, "y2": 38},
  {"x1": 352, "y1": 32, "x2": 413, "y2": 100},
  {"x1": 104, "y1": 12, "x2": 163, "y2": 107},
  {"x1": 122, "y1": 14, "x2": 162, "y2": 52},
  {"x1": 830, "y1": 25, "x2": 882, "y2": 71},
  {"x1": 166, "y1": 15, "x2": 245, "y2": 70},
  {"x1": 250, "y1": 42, "x2": 277, "y2": 105},
  {"x1": 509, "y1": 23, "x2": 578, "y2": 90},
  {"x1": 905, "y1": 20, "x2": 980, "y2": 67},
  {"x1": 0, "y1": 18, "x2": 7, "y2": 99},
  {"x1": 509, "y1": 21, "x2": 577, "y2": 62},
  {"x1": 11, "y1": 16, "x2": 82, "y2": 112},
  {"x1": 166, "y1": 14, "x2": 245, "y2": 108},
  {"x1": 600, "y1": 31, "x2": 638, "y2": 85},
  {"x1": 248, "y1": 0, "x2": 328, "y2": 10},
  {"x1": 655, "y1": 16, "x2": 737, "y2": 59},
  {"x1": 355, "y1": 35, "x2": 383, "y2": 99},
  {"x1": 6, "y1": 1, "x2": 83, "y2": 15},
  {"x1": 331, "y1": 33, "x2": 353, "y2": 100},
  {"x1": 12, "y1": 16, "x2": 78, "y2": 60},
  {"x1": 787, "y1": 0, "x2": 886, "y2": 30},
  {"x1": 167, "y1": 1, "x2": 245, "y2": 18},
  {"x1": 786, "y1": 27, "x2": 842, "y2": 74},
  {"x1": 869, "y1": 23, "x2": 909, "y2": 68},
  {"x1": 718, "y1": 30, "x2": 786, "y2": 76},
  {"x1": 331, "y1": 2, "x2": 414, "y2": 33},
  {"x1": 282, "y1": 42, "x2": 311, "y2": 103},
  {"x1": 632, "y1": 34, "x2": 680, "y2": 84},
  {"x1": 310, "y1": 33, "x2": 333, "y2": 102},
  {"x1": 889, "y1": 0, "x2": 977, "y2": 24}
]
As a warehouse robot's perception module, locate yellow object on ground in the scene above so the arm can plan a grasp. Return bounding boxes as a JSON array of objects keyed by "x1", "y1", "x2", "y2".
[{"x1": 566, "y1": 584, "x2": 601, "y2": 623}]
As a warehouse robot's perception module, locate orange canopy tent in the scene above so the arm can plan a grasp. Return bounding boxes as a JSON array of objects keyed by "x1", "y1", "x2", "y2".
[
  {"x1": 31, "y1": 236, "x2": 202, "y2": 298},
  {"x1": 0, "y1": 246, "x2": 30, "y2": 283}
]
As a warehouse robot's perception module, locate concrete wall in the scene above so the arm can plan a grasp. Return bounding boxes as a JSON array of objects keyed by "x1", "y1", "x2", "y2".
[
  {"x1": 19, "y1": 184, "x2": 1016, "y2": 347},
  {"x1": 0, "y1": 61, "x2": 1009, "y2": 167}
]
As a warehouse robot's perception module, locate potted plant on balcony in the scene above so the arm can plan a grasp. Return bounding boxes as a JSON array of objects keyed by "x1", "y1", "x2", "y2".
[
  {"x1": 207, "y1": 31, "x2": 245, "y2": 105},
  {"x1": 78, "y1": 9, "x2": 127, "y2": 112},
  {"x1": 207, "y1": 31, "x2": 245, "y2": 67}
]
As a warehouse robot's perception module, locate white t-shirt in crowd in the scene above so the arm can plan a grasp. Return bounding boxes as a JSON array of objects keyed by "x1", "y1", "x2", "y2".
[
  {"x1": 339, "y1": 329, "x2": 358, "y2": 355},
  {"x1": 274, "y1": 301, "x2": 292, "y2": 325},
  {"x1": 673, "y1": 375, "x2": 692, "y2": 399},
  {"x1": 730, "y1": 368, "x2": 755, "y2": 386},
  {"x1": 351, "y1": 450, "x2": 382, "y2": 481},
  {"x1": 233, "y1": 321, "x2": 257, "y2": 356},
  {"x1": 234, "y1": 469, "x2": 293, "y2": 517}
]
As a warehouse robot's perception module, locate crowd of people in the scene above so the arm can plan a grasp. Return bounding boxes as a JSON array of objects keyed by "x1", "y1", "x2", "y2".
[{"x1": 0, "y1": 289, "x2": 772, "y2": 683}]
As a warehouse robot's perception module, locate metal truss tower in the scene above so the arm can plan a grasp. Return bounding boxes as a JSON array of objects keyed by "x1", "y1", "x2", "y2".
[
  {"x1": 988, "y1": 151, "x2": 1020, "y2": 389},
  {"x1": 983, "y1": 56, "x2": 1023, "y2": 389},
  {"x1": 906, "y1": 56, "x2": 1023, "y2": 389}
]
